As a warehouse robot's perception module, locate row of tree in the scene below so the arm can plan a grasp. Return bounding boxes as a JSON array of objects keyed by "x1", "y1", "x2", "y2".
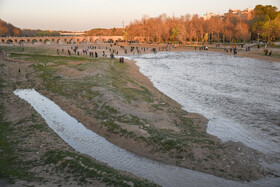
[
  {"x1": 85, "y1": 28, "x2": 124, "y2": 36},
  {"x1": 21, "y1": 29, "x2": 60, "y2": 37},
  {"x1": 125, "y1": 5, "x2": 280, "y2": 43},
  {"x1": 1, "y1": 4, "x2": 279, "y2": 43},
  {"x1": 0, "y1": 19, "x2": 60, "y2": 37},
  {"x1": 0, "y1": 19, "x2": 21, "y2": 36},
  {"x1": 252, "y1": 5, "x2": 280, "y2": 42},
  {"x1": 0, "y1": 18, "x2": 123, "y2": 37}
]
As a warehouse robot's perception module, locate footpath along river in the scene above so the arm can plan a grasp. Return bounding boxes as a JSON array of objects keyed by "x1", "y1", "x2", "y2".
[
  {"x1": 14, "y1": 89, "x2": 280, "y2": 187},
  {"x1": 130, "y1": 51, "x2": 280, "y2": 155}
]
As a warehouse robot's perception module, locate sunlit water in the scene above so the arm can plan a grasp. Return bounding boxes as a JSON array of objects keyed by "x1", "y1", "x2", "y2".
[
  {"x1": 14, "y1": 89, "x2": 280, "y2": 187},
  {"x1": 128, "y1": 51, "x2": 280, "y2": 155}
]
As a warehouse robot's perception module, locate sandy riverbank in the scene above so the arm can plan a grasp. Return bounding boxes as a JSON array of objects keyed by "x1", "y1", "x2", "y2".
[
  {"x1": 7, "y1": 42, "x2": 280, "y2": 62},
  {"x1": 0, "y1": 44, "x2": 279, "y2": 186}
]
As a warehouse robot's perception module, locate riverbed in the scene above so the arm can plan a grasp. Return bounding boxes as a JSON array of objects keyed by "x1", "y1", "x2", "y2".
[
  {"x1": 14, "y1": 89, "x2": 280, "y2": 187},
  {"x1": 129, "y1": 51, "x2": 280, "y2": 155}
]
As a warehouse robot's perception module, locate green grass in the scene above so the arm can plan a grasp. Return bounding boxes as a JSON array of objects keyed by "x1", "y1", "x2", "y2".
[
  {"x1": 109, "y1": 63, "x2": 154, "y2": 103},
  {"x1": 0, "y1": 45, "x2": 59, "y2": 54},
  {"x1": 152, "y1": 104, "x2": 164, "y2": 111},
  {"x1": 271, "y1": 52, "x2": 280, "y2": 58},
  {"x1": 120, "y1": 87, "x2": 152, "y2": 103},
  {"x1": 30, "y1": 123, "x2": 47, "y2": 132},
  {"x1": 10, "y1": 53, "x2": 89, "y2": 64},
  {"x1": 0, "y1": 78, "x2": 5, "y2": 89},
  {"x1": 10, "y1": 52, "x2": 154, "y2": 104},
  {"x1": 145, "y1": 115, "x2": 215, "y2": 153},
  {"x1": 0, "y1": 104, "x2": 37, "y2": 183}
]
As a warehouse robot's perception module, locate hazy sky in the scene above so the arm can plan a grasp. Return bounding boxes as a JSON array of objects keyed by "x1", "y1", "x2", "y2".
[{"x1": 0, "y1": 0, "x2": 279, "y2": 31}]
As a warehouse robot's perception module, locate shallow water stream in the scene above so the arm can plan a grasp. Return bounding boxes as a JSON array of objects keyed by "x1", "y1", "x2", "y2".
[
  {"x1": 14, "y1": 89, "x2": 280, "y2": 187},
  {"x1": 130, "y1": 51, "x2": 280, "y2": 155}
]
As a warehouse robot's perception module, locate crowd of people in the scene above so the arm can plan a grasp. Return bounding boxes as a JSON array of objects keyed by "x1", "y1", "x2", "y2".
[
  {"x1": 53, "y1": 42, "x2": 275, "y2": 62},
  {"x1": 55, "y1": 44, "x2": 175, "y2": 63}
]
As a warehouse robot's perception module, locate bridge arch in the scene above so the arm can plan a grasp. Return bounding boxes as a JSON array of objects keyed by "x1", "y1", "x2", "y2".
[
  {"x1": 44, "y1": 39, "x2": 51, "y2": 44},
  {"x1": 0, "y1": 36, "x2": 124, "y2": 45},
  {"x1": 32, "y1": 39, "x2": 38, "y2": 44},
  {"x1": 57, "y1": 39, "x2": 63, "y2": 44},
  {"x1": 68, "y1": 38, "x2": 75, "y2": 44},
  {"x1": 6, "y1": 39, "x2": 14, "y2": 44},
  {"x1": 82, "y1": 38, "x2": 88, "y2": 43},
  {"x1": 95, "y1": 38, "x2": 101, "y2": 43},
  {"x1": 19, "y1": 39, "x2": 26, "y2": 44}
]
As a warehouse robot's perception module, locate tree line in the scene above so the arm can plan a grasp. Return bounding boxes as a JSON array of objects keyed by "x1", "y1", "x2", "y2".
[
  {"x1": 85, "y1": 28, "x2": 124, "y2": 36},
  {"x1": 1, "y1": 4, "x2": 279, "y2": 43},
  {"x1": 0, "y1": 19, "x2": 21, "y2": 36},
  {"x1": 125, "y1": 4, "x2": 280, "y2": 43},
  {"x1": 0, "y1": 19, "x2": 60, "y2": 37}
]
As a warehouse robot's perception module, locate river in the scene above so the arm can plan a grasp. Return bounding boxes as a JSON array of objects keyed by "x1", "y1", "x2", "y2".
[{"x1": 129, "y1": 51, "x2": 280, "y2": 155}]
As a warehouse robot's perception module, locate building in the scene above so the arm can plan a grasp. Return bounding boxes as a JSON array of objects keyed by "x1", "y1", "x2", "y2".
[
  {"x1": 228, "y1": 8, "x2": 254, "y2": 20},
  {"x1": 203, "y1": 8, "x2": 254, "y2": 21},
  {"x1": 203, "y1": 12, "x2": 216, "y2": 20}
]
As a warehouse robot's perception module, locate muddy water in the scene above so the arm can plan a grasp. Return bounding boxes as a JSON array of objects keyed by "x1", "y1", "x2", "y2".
[
  {"x1": 130, "y1": 51, "x2": 280, "y2": 155},
  {"x1": 14, "y1": 89, "x2": 279, "y2": 187}
]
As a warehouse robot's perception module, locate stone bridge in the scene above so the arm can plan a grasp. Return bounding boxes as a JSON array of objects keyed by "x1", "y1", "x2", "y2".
[{"x1": 0, "y1": 36, "x2": 124, "y2": 45}]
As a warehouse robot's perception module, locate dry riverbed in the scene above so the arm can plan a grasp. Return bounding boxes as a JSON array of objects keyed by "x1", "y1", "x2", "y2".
[{"x1": 0, "y1": 44, "x2": 279, "y2": 186}]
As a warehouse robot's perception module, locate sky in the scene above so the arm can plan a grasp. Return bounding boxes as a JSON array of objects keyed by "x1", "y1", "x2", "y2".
[{"x1": 0, "y1": 0, "x2": 279, "y2": 31}]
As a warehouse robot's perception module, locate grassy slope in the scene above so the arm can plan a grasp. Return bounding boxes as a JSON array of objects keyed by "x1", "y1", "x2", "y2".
[
  {"x1": 0, "y1": 46, "x2": 157, "y2": 186},
  {"x1": 9, "y1": 52, "x2": 214, "y2": 154}
]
